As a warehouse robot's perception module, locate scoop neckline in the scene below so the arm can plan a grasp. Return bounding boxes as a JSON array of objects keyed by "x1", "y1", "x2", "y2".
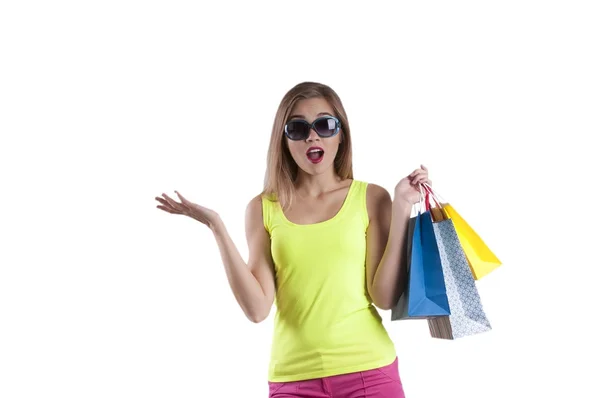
[{"x1": 278, "y1": 179, "x2": 356, "y2": 227}]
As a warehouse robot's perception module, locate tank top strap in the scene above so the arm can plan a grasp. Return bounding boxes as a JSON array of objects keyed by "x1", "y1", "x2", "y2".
[
  {"x1": 345, "y1": 180, "x2": 370, "y2": 230},
  {"x1": 261, "y1": 193, "x2": 278, "y2": 235}
]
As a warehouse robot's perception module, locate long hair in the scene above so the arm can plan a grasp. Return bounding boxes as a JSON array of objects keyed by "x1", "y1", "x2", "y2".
[{"x1": 261, "y1": 82, "x2": 354, "y2": 211}]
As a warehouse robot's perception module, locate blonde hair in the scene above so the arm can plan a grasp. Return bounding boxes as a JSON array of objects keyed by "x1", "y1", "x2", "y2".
[{"x1": 261, "y1": 82, "x2": 354, "y2": 211}]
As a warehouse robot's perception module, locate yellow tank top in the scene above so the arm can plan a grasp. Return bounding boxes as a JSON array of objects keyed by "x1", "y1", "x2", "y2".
[{"x1": 262, "y1": 179, "x2": 397, "y2": 382}]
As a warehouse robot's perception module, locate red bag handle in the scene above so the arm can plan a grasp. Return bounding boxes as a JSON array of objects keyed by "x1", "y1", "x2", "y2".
[{"x1": 423, "y1": 184, "x2": 442, "y2": 211}]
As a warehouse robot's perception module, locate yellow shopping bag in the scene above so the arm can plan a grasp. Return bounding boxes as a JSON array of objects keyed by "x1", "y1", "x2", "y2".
[{"x1": 424, "y1": 184, "x2": 501, "y2": 280}]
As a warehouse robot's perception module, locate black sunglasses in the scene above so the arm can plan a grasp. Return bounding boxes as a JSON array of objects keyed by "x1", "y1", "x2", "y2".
[{"x1": 284, "y1": 116, "x2": 341, "y2": 141}]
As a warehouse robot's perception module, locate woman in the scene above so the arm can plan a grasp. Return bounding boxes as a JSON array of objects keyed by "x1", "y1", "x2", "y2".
[{"x1": 155, "y1": 82, "x2": 431, "y2": 397}]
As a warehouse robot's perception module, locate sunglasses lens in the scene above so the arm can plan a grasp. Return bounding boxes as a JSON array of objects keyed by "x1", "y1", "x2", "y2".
[
  {"x1": 285, "y1": 121, "x2": 308, "y2": 140},
  {"x1": 314, "y1": 117, "x2": 338, "y2": 137}
]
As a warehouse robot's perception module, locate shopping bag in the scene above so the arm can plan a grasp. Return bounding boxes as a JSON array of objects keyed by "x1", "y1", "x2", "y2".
[
  {"x1": 391, "y1": 200, "x2": 450, "y2": 320},
  {"x1": 423, "y1": 187, "x2": 492, "y2": 339},
  {"x1": 424, "y1": 183, "x2": 501, "y2": 280}
]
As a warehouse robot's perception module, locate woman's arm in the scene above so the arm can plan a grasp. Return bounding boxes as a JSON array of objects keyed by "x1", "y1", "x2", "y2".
[
  {"x1": 211, "y1": 195, "x2": 276, "y2": 323},
  {"x1": 365, "y1": 166, "x2": 430, "y2": 310},
  {"x1": 365, "y1": 184, "x2": 412, "y2": 310}
]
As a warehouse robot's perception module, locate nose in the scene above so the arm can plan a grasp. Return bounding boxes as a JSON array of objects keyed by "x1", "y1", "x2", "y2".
[{"x1": 306, "y1": 126, "x2": 320, "y2": 142}]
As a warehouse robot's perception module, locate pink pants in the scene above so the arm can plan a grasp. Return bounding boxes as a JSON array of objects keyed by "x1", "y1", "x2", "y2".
[{"x1": 268, "y1": 357, "x2": 405, "y2": 398}]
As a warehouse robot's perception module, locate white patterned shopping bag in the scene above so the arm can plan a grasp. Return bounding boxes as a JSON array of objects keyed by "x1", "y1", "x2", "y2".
[{"x1": 427, "y1": 218, "x2": 492, "y2": 339}]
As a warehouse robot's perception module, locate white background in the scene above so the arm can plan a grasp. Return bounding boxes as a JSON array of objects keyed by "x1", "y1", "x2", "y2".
[{"x1": 1, "y1": 1, "x2": 599, "y2": 397}]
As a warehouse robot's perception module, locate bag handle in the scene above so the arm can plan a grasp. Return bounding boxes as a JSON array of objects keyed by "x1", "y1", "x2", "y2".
[
  {"x1": 423, "y1": 182, "x2": 446, "y2": 203},
  {"x1": 422, "y1": 184, "x2": 442, "y2": 211},
  {"x1": 418, "y1": 183, "x2": 425, "y2": 214}
]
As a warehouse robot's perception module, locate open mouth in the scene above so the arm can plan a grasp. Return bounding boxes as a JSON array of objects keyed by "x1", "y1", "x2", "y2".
[{"x1": 306, "y1": 147, "x2": 325, "y2": 163}]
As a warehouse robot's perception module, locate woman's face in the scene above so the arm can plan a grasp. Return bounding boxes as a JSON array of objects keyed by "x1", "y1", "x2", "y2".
[{"x1": 285, "y1": 97, "x2": 342, "y2": 176}]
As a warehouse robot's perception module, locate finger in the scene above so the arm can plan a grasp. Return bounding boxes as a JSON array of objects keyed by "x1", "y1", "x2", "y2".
[
  {"x1": 173, "y1": 191, "x2": 191, "y2": 210},
  {"x1": 421, "y1": 164, "x2": 428, "y2": 171},
  {"x1": 410, "y1": 170, "x2": 427, "y2": 180},
  {"x1": 414, "y1": 176, "x2": 429, "y2": 185},
  {"x1": 155, "y1": 196, "x2": 170, "y2": 206},
  {"x1": 156, "y1": 205, "x2": 183, "y2": 215},
  {"x1": 162, "y1": 193, "x2": 186, "y2": 211},
  {"x1": 410, "y1": 176, "x2": 425, "y2": 185},
  {"x1": 155, "y1": 196, "x2": 179, "y2": 211},
  {"x1": 174, "y1": 190, "x2": 191, "y2": 205}
]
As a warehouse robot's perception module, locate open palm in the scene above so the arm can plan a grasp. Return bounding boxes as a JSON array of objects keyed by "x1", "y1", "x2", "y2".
[{"x1": 155, "y1": 191, "x2": 220, "y2": 229}]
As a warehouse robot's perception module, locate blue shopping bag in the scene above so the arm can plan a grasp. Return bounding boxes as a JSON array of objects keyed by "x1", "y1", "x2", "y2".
[{"x1": 392, "y1": 208, "x2": 451, "y2": 320}]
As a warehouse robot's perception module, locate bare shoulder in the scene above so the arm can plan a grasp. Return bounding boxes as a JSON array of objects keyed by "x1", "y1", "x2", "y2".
[
  {"x1": 365, "y1": 183, "x2": 392, "y2": 220},
  {"x1": 245, "y1": 194, "x2": 265, "y2": 223},
  {"x1": 366, "y1": 182, "x2": 390, "y2": 199},
  {"x1": 366, "y1": 183, "x2": 391, "y2": 204},
  {"x1": 246, "y1": 194, "x2": 263, "y2": 212}
]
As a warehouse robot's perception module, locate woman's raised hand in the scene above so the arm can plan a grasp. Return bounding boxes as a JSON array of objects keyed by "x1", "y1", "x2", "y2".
[
  {"x1": 394, "y1": 165, "x2": 431, "y2": 204},
  {"x1": 155, "y1": 191, "x2": 221, "y2": 229}
]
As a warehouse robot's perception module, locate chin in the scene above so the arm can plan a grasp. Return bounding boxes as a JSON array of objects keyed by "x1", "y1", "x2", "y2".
[{"x1": 299, "y1": 161, "x2": 331, "y2": 175}]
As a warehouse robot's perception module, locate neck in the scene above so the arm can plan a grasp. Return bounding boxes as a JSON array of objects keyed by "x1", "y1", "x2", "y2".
[{"x1": 294, "y1": 167, "x2": 346, "y2": 197}]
